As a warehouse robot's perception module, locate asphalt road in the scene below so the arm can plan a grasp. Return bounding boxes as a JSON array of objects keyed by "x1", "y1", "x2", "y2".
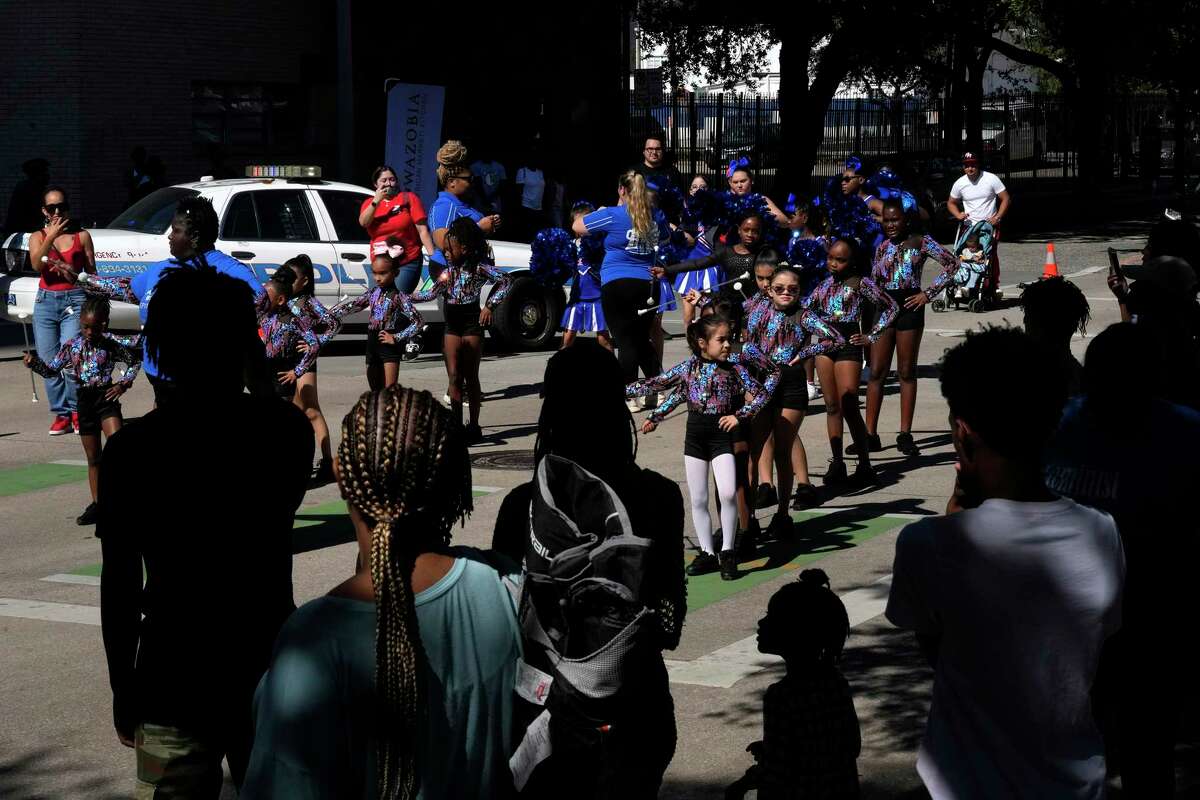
[{"x1": 0, "y1": 226, "x2": 1183, "y2": 798}]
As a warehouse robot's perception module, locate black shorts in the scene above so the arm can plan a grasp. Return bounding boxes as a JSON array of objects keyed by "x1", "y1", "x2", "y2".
[
  {"x1": 773, "y1": 364, "x2": 810, "y2": 410},
  {"x1": 887, "y1": 288, "x2": 926, "y2": 332},
  {"x1": 76, "y1": 385, "x2": 122, "y2": 435},
  {"x1": 365, "y1": 331, "x2": 402, "y2": 366},
  {"x1": 267, "y1": 358, "x2": 299, "y2": 400},
  {"x1": 824, "y1": 321, "x2": 864, "y2": 364},
  {"x1": 684, "y1": 411, "x2": 742, "y2": 460},
  {"x1": 444, "y1": 302, "x2": 484, "y2": 338}
]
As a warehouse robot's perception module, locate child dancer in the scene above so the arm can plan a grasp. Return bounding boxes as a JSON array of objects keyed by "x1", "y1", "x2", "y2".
[
  {"x1": 285, "y1": 255, "x2": 342, "y2": 484},
  {"x1": 560, "y1": 202, "x2": 612, "y2": 351},
  {"x1": 863, "y1": 198, "x2": 957, "y2": 456},
  {"x1": 330, "y1": 253, "x2": 424, "y2": 391},
  {"x1": 412, "y1": 216, "x2": 511, "y2": 444},
  {"x1": 807, "y1": 239, "x2": 898, "y2": 486},
  {"x1": 256, "y1": 265, "x2": 321, "y2": 401},
  {"x1": 727, "y1": 569, "x2": 860, "y2": 799},
  {"x1": 24, "y1": 295, "x2": 140, "y2": 526},
  {"x1": 748, "y1": 265, "x2": 845, "y2": 536},
  {"x1": 627, "y1": 314, "x2": 772, "y2": 581}
]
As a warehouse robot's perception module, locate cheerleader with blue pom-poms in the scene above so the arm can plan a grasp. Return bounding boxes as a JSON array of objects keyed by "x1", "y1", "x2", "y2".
[
  {"x1": 724, "y1": 159, "x2": 790, "y2": 228},
  {"x1": 559, "y1": 202, "x2": 612, "y2": 351},
  {"x1": 626, "y1": 313, "x2": 775, "y2": 582}
]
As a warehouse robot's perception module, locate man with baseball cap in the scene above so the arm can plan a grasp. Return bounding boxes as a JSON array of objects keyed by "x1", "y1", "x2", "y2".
[{"x1": 948, "y1": 153, "x2": 1011, "y2": 294}]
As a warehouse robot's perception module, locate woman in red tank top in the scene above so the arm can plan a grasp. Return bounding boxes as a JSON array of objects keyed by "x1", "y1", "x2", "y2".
[{"x1": 28, "y1": 187, "x2": 96, "y2": 435}]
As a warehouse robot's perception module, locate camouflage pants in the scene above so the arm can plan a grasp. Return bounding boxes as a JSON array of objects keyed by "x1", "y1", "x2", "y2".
[{"x1": 134, "y1": 723, "x2": 225, "y2": 799}]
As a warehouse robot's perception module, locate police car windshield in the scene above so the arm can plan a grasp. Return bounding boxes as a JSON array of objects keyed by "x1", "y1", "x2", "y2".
[{"x1": 107, "y1": 187, "x2": 200, "y2": 234}]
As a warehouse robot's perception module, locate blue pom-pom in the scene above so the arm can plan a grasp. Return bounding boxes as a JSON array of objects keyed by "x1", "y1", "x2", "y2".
[{"x1": 529, "y1": 228, "x2": 576, "y2": 287}]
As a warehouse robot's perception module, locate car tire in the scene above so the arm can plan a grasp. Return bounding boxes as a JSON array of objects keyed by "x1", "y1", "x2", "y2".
[{"x1": 491, "y1": 274, "x2": 563, "y2": 351}]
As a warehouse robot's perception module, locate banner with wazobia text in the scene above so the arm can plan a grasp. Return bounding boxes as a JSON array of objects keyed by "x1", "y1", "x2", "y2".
[{"x1": 385, "y1": 83, "x2": 445, "y2": 210}]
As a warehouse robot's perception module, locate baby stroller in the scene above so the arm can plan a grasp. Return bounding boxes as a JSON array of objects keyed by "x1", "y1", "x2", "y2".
[{"x1": 932, "y1": 220, "x2": 997, "y2": 313}]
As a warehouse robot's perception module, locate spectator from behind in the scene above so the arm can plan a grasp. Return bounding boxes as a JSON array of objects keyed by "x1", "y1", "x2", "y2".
[
  {"x1": 886, "y1": 327, "x2": 1124, "y2": 800},
  {"x1": 243, "y1": 387, "x2": 522, "y2": 799},
  {"x1": 1019, "y1": 276, "x2": 1090, "y2": 396},
  {"x1": 515, "y1": 151, "x2": 548, "y2": 240},
  {"x1": 99, "y1": 267, "x2": 313, "y2": 796},
  {"x1": 1045, "y1": 322, "x2": 1200, "y2": 795}
]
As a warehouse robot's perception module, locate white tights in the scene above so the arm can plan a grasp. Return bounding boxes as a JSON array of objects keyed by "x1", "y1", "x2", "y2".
[{"x1": 685, "y1": 453, "x2": 738, "y2": 555}]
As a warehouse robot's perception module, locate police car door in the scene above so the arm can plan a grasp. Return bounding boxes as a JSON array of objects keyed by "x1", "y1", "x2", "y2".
[
  {"x1": 310, "y1": 188, "x2": 372, "y2": 307},
  {"x1": 217, "y1": 187, "x2": 339, "y2": 291}
]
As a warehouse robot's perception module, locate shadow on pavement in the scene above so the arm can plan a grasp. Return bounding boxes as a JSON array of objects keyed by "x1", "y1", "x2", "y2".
[
  {"x1": 291, "y1": 509, "x2": 355, "y2": 554},
  {"x1": 0, "y1": 745, "x2": 126, "y2": 800}
]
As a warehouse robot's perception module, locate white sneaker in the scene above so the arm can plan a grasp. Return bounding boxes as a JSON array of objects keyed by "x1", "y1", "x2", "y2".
[
  {"x1": 443, "y1": 393, "x2": 451, "y2": 405},
  {"x1": 626, "y1": 398, "x2": 643, "y2": 414},
  {"x1": 807, "y1": 382, "x2": 820, "y2": 401}
]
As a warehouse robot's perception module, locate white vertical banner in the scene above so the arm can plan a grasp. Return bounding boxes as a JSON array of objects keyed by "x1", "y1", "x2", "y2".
[{"x1": 384, "y1": 83, "x2": 445, "y2": 210}]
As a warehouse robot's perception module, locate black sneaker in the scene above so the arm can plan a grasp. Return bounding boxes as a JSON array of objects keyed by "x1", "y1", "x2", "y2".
[
  {"x1": 853, "y1": 460, "x2": 880, "y2": 486},
  {"x1": 823, "y1": 459, "x2": 848, "y2": 486},
  {"x1": 465, "y1": 423, "x2": 484, "y2": 445},
  {"x1": 686, "y1": 551, "x2": 720, "y2": 576},
  {"x1": 753, "y1": 483, "x2": 778, "y2": 510},
  {"x1": 719, "y1": 550, "x2": 738, "y2": 581},
  {"x1": 309, "y1": 458, "x2": 335, "y2": 488},
  {"x1": 846, "y1": 434, "x2": 882, "y2": 456},
  {"x1": 896, "y1": 431, "x2": 919, "y2": 456},
  {"x1": 737, "y1": 518, "x2": 760, "y2": 557},
  {"x1": 765, "y1": 511, "x2": 793, "y2": 540},
  {"x1": 791, "y1": 483, "x2": 821, "y2": 510},
  {"x1": 76, "y1": 502, "x2": 98, "y2": 526}
]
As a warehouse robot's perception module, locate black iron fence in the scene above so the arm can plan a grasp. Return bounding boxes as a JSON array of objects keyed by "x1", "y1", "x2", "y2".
[{"x1": 628, "y1": 90, "x2": 1175, "y2": 195}]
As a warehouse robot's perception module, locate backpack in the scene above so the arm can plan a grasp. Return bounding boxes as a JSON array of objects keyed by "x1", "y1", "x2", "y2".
[{"x1": 510, "y1": 455, "x2": 661, "y2": 792}]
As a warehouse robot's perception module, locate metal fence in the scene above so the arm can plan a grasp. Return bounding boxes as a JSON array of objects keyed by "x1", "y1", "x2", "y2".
[{"x1": 628, "y1": 90, "x2": 1174, "y2": 194}]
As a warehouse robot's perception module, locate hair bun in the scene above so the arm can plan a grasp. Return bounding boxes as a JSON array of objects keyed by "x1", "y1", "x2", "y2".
[
  {"x1": 436, "y1": 140, "x2": 468, "y2": 168},
  {"x1": 798, "y1": 568, "x2": 831, "y2": 588}
]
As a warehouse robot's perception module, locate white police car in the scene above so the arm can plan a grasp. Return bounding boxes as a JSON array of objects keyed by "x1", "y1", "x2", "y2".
[{"x1": 1, "y1": 166, "x2": 562, "y2": 349}]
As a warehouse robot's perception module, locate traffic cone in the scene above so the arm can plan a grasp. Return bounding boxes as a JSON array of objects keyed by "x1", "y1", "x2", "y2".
[{"x1": 1042, "y1": 243, "x2": 1059, "y2": 279}]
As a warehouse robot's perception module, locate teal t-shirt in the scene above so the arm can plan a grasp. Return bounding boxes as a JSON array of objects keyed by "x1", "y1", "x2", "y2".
[{"x1": 241, "y1": 547, "x2": 523, "y2": 799}]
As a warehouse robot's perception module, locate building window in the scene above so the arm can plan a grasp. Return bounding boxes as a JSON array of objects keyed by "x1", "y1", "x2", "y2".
[{"x1": 192, "y1": 82, "x2": 306, "y2": 155}]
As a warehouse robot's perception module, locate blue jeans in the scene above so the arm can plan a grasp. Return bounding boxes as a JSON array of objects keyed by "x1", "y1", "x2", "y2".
[
  {"x1": 396, "y1": 258, "x2": 421, "y2": 294},
  {"x1": 33, "y1": 287, "x2": 86, "y2": 416}
]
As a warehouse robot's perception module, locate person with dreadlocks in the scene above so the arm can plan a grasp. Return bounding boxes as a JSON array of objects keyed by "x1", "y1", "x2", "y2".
[
  {"x1": 243, "y1": 386, "x2": 522, "y2": 800},
  {"x1": 727, "y1": 569, "x2": 860, "y2": 799},
  {"x1": 411, "y1": 216, "x2": 512, "y2": 444},
  {"x1": 428, "y1": 140, "x2": 501, "y2": 281},
  {"x1": 1020, "y1": 275, "x2": 1091, "y2": 396},
  {"x1": 24, "y1": 294, "x2": 140, "y2": 526},
  {"x1": 74, "y1": 195, "x2": 263, "y2": 405}
]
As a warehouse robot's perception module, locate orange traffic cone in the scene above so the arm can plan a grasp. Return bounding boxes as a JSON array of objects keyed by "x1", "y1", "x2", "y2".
[{"x1": 1042, "y1": 243, "x2": 1059, "y2": 279}]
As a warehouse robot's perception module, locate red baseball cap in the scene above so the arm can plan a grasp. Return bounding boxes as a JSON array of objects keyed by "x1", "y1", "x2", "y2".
[{"x1": 962, "y1": 152, "x2": 979, "y2": 164}]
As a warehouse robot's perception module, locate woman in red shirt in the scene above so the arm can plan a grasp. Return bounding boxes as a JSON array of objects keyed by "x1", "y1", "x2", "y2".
[
  {"x1": 27, "y1": 187, "x2": 96, "y2": 435},
  {"x1": 358, "y1": 165, "x2": 436, "y2": 293}
]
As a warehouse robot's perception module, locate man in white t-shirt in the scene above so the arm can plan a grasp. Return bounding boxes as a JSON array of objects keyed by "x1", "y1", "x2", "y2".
[
  {"x1": 948, "y1": 153, "x2": 1010, "y2": 292},
  {"x1": 886, "y1": 328, "x2": 1124, "y2": 800}
]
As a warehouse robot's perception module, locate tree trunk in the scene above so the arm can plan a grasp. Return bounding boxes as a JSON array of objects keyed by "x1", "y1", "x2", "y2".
[
  {"x1": 778, "y1": 28, "x2": 850, "y2": 197},
  {"x1": 964, "y1": 48, "x2": 991, "y2": 153}
]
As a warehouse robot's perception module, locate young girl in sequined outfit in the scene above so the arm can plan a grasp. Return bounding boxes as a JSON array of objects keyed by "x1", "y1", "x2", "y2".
[
  {"x1": 626, "y1": 315, "x2": 773, "y2": 581},
  {"x1": 748, "y1": 265, "x2": 845, "y2": 536},
  {"x1": 256, "y1": 265, "x2": 322, "y2": 402},
  {"x1": 411, "y1": 217, "x2": 512, "y2": 444},
  {"x1": 862, "y1": 198, "x2": 957, "y2": 457},
  {"x1": 806, "y1": 239, "x2": 898, "y2": 487},
  {"x1": 329, "y1": 253, "x2": 424, "y2": 391},
  {"x1": 24, "y1": 295, "x2": 140, "y2": 525},
  {"x1": 284, "y1": 255, "x2": 342, "y2": 485}
]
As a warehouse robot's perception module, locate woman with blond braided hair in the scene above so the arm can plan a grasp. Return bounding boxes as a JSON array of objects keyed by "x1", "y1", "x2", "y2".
[
  {"x1": 242, "y1": 386, "x2": 524, "y2": 799},
  {"x1": 427, "y1": 139, "x2": 502, "y2": 281}
]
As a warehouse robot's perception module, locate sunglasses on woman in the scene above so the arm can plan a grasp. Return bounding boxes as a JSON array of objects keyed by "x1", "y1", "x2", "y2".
[{"x1": 44, "y1": 203, "x2": 69, "y2": 214}]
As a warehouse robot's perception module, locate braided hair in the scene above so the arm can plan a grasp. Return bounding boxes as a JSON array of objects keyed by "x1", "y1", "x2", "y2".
[
  {"x1": 172, "y1": 196, "x2": 219, "y2": 269},
  {"x1": 444, "y1": 216, "x2": 489, "y2": 270},
  {"x1": 81, "y1": 294, "x2": 110, "y2": 322},
  {"x1": 435, "y1": 140, "x2": 470, "y2": 188},
  {"x1": 336, "y1": 386, "x2": 473, "y2": 800}
]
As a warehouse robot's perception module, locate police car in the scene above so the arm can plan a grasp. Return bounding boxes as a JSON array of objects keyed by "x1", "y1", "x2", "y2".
[{"x1": 1, "y1": 166, "x2": 561, "y2": 349}]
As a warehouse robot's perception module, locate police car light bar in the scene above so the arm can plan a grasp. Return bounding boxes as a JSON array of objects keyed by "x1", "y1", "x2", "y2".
[{"x1": 245, "y1": 165, "x2": 322, "y2": 179}]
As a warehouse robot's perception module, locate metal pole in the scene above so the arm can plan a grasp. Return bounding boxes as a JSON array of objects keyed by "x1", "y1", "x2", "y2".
[
  {"x1": 1003, "y1": 90, "x2": 1011, "y2": 182},
  {"x1": 18, "y1": 313, "x2": 38, "y2": 403}
]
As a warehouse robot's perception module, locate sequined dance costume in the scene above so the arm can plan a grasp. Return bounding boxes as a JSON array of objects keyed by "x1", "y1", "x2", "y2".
[
  {"x1": 329, "y1": 286, "x2": 423, "y2": 340},
  {"x1": 288, "y1": 294, "x2": 342, "y2": 350},
  {"x1": 27, "y1": 333, "x2": 141, "y2": 387},
  {"x1": 806, "y1": 275, "x2": 898, "y2": 362},
  {"x1": 256, "y1": 298, "x2": 322, "y2": 379}
]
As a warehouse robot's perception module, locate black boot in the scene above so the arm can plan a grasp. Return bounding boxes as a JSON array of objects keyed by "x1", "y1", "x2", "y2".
[
  {"x1": 791, "y1": 482, "x2": 822, "y2": 510},
  {"x1": 719, "y1": 550, "x2": 739, "y2": 581},
  {"x1": 686, "y1": 551, "x2": 720, "y2": 576},
  {"x1": 737, "y1": 518, "x2": 760, "y2": 557},
  {"x1": 76, "y1": 502, "x2": 99, "y2": 526},
  {"x1": 753, "y1": 483, "x2": 778, "y2": 510},
  {"x1": 896, "y1": 431, "x2": 920, "y2": 456},
  {"x1": 823, "y1": 458, "x2": 848, "y2": 486}
]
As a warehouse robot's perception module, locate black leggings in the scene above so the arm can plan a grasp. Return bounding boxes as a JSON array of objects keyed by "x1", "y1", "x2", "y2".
[{"x1": 600, "y1": 278, "x2": 662, "y2": 383}]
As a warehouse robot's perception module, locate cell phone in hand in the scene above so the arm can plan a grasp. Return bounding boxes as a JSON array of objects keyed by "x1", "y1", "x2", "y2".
[{"x1": 1107, "y1": 248, "x2": 1124, "y2": 280}]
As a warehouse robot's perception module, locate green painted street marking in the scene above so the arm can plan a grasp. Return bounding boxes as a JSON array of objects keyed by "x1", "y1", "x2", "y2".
[
  {"x1": 71, "y1": 563, "x2": 102, "y2": 577},
  {"x1": 0, "y1": 463, "x2": 88, "y2": 498},
  {"x1": 684, "y1": 510, "x2": 910, "y2": 612}
]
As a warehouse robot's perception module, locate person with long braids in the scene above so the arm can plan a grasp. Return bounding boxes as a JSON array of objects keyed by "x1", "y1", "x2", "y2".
[
  {"x1": 243, "y1": 386, "x2": 522, "y2": 800},
  {"x1": 860, "y1": 198, "x2": 957, "y2": 457},
  {"x1": 74, "y1": 196, "x2": 262, "y2": 405},
  {"x1": 807, "y1": 239, "x2": 897, "y2": 487},
  {"x1": 572, "y1": 170, "x2": 670, "y2": 393},
  {"x1": 428, "y1": 140, "x2": 501, "y2": 282}
]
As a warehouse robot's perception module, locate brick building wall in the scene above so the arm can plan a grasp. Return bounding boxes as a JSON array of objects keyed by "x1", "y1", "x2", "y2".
[{"x1": 0, "y1": 0, "x2": 333, "y2": 234}]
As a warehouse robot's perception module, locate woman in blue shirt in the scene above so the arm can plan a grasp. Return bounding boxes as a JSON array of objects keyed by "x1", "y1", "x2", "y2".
[
  {"x1": 428, "y1": 140, "x2": 501, "y2": 281},
  {"x1": 572, "y1": 170, "x2": 668, "y2": 385}
]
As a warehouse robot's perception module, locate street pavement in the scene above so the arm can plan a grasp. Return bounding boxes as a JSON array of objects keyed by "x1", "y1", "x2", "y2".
[{"x1": 0, "y1": 226, "x2": 1172, "y2": 798}]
